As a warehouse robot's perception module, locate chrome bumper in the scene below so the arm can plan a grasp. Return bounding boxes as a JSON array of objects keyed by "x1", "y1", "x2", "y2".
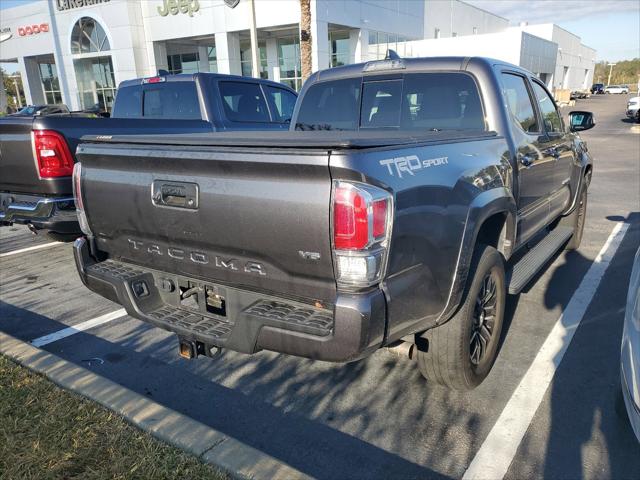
[{"x1": 0, "y1": 196, "x2": 75, "y2": 222}]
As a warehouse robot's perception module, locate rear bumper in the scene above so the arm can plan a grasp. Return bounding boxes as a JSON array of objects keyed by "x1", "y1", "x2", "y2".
[
  {"x1": 73, "y1": 237, "x2": 386, "y2": 362},
  {"x1": 0, "y1": 192, "x2": 79, "y2": 233}
]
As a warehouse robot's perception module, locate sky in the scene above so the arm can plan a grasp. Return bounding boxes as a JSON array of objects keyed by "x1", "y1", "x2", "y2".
[
  {"x1": 1, "y1": 0, "x2": 639, "y2": 65},
  {"x1": 466, "y1": 0, "x2": 640, "y2": 61}
]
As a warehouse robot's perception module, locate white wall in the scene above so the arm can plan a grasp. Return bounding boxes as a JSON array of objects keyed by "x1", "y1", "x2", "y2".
[
  {"x1": 406, "y1": 29, "x2": 524, "y2": 65},
  {"x1": 424, "y1": 0, "x2": 508, "y2": 39},
  {"x1": 0, "y1": 1, "x2": 55, "y2": 104},
  {"x1": 516, "y1": 23, "x2": 596, "y2": 91}
]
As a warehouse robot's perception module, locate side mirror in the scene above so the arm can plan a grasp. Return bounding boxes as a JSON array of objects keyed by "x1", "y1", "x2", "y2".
[{"x1": 569, "y1": 111, "x2": 595, "y2": 132}]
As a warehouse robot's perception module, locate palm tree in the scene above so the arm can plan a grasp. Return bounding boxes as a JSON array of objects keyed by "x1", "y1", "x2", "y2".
[{"x1": 300, "y1": 0, "x2": 312, "y2": 81}]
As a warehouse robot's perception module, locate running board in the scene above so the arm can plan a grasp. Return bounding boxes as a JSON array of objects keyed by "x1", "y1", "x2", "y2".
[{"x1": 507, "y1": 226, "x2": 573, "y2": 294}]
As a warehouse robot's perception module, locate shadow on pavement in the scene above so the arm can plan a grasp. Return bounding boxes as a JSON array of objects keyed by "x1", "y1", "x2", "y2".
[
  {"x1": 538, "y1": 213, "x2": 640, "y2": 478},
  {"x1": 0, "y1": 300, "x2": 454, "y2": 480}
]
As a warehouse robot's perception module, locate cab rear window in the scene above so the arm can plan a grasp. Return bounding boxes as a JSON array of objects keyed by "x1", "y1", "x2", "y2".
[
  {"x1": 112, "y1": 83, "x2": 201, "y2": 120},
  {"x1": 296, "y1": 72, "x2": 485, "y2": 131}
]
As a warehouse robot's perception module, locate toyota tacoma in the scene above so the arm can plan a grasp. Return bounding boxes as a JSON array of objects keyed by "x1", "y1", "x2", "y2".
[{"x1": 72, "y1": 57, "x2": 594, "y2": 390}]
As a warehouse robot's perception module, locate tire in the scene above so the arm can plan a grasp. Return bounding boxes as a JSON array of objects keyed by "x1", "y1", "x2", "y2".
[
  {"x1": 417, "y1": 244, "x2": 506, "y2": 390},
  {"x1": 564, "y1": 183, "x2": 588, "y2": 251}
]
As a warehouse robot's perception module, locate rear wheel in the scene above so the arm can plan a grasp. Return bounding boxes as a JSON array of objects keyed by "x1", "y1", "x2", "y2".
[
  {"x1": 564, "y1": 182, "x2": 588, "y2": 251},
  {"x1": 417, "y1": 244, "x2": 506, "y2": 390}
]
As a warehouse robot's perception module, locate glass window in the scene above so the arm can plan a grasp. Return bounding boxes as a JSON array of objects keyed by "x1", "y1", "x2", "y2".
[
  {"x1": 329, "y1": 31, "x2": 351, "y2": 68},
  {"x1": 73, "y1": 56, "x2": 116, "y2": 112},
  {"x1": 360, "y1": 80, "x2": 403, "y2": 128},
  {"x1": 264, "y1": 85, "x2": 297, "y2": 122},
  {"x1": 111, "y1": 86, "x2": 142, "y2": 118},
  {"x1": 219, "y1": 81, "x2": 270, "y2": 123},
  {"x1": 208, "y1": 46, "x2": 217, "y2": 73},
  {"x1": 142, "y1": 83, "x2": 200, "y2": 119},
  {"x1": 278, "y1": 35, "x2": 301, "y2": 91},
  {"x1": 400, "y1": 73, "x2": 485, "y2": 130},
  {"x1": 532, "y1": 81, "x2": 563, "y2": 133},
  {"x1": 70, "y1": 17, "x2": 110, "y2": 54},
  {"x1": 240, "y1": 40, "x2": 268, "y2": 79},
  {"x1": 295, "y1": 77, "x2": 361, "y2": 130},
  {"x1": 295, "y1": 73, "x2": 484, "y2": 132},
  {"x1": 38, "y1": 63, "x2": 62, "y2": 105},
  {"x1": 167, "y1": 52, "x2": 199, "y2": 75},
  {"x1": 501, "y1": 73, "x2": 538, "y2": 133}
]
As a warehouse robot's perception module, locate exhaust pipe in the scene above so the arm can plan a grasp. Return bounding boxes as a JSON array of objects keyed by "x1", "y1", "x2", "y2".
[
  {"x1": 27, "y1": 223, "x2": 38, "y2": 235},
  {"x1": 386, "y1": 341, "x2": 416, "y2": 360}
]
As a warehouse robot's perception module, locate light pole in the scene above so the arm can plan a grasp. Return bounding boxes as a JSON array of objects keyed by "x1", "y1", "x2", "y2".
[
  {"x1": 607, "y1": 63, "x2": 616, "y2": 86},
  {"x1": 9, "y1": 74, "x2": 22, "y2": 108}
]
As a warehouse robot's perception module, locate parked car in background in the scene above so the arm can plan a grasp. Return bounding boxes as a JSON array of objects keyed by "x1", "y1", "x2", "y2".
[
  {"x1": 72, "y1": 56, "x2": 594, "y2": 391},
  {"x1": 591, "y1": 83, "x2": 605, "y2": 94},
  {"x1": 10, "y1": 104, "x2": 71, "y2": 116},
  {"x1": 0, "y1": 72, "x2": 297, "y2": 235},
  {"x1": 627, "y1": 97, "x2": 640, "y2": 123},
  {"x1": 571, "y1": 90, "x2": 589, "y2": 100},
  {"x1": 605, "y1": 85, "x2": 629, "y2": 94},
  {"x1": 621, "y1": 247, "x2": 640, "y2": 443}
]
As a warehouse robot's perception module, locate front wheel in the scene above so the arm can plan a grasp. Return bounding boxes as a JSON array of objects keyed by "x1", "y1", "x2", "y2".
[{"x1": 417, "y1": 244, "x2": 506, "y2": 390}]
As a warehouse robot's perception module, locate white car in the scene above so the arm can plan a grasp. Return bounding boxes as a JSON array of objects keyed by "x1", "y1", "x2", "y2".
[
  {"x1": 621, "y1": 247, "x2": 640, "y2": 443},
  {"x1": 605, "y1": 85, "x2": 629, "y2": 94},
  {"x1": 626, "y1": 96, "x2": 640, "y2": 123}
]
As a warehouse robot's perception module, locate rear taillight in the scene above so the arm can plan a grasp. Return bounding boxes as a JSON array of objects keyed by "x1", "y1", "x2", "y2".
[
  {"x1": 332, "y1": 181, "x2": 392, "y2": 288},
  {"x1": 32, "y1": 130, "x2": 74, "y2": 178},
  {"x1": 72, "y1": 162, "x2": 92, "y2": 236}
]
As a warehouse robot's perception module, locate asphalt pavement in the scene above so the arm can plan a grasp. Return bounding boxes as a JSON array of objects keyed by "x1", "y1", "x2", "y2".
[{"x1": 1, "y1": 93, "x2": 639, "y2": 479}]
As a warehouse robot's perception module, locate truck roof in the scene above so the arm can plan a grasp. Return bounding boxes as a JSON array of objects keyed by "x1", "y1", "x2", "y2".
[
  {"x1": 309, "y1": 56, "x2": 527, "y2": 83},
  {"x1": 118, "y1": 72, "x2": 296, "y2": 92}
]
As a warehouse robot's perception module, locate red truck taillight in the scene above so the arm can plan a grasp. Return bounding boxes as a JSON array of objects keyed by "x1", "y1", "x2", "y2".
[
  {"x1": 32, "y1": 130, "x2": 74, "y2": 178},
  {"x1": 332, "y1": 181, "x2": 393, "y2": 288},
  {"x1": 72, "y1": 162, "x2": 92, "y2": 236}
]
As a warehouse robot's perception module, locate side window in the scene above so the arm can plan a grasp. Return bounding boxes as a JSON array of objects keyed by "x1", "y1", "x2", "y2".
[
  {"x1": 219, "y1": 81, "x2": 270, "y2": 123},
  {"x1": 532, "y1": 82, "x2": 563, "y2": 134},
  {"x1": 112, "y1": 86, "x2": 142, "y2": 118},
  {"x1": 264, "y1": 86, "x2": 297, "y2": 122},
  {"x1": 501, "y1": 73, "x2": 538, "y2": 133},
  {"x1": 142, "y1": 83, "x2": 200, "y2": 119}
]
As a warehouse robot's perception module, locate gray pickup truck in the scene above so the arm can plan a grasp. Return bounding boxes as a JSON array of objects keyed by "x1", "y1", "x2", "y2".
[
  {"x1": 73, "y1": 57, "x2": 594, "y2": 390},
  {"x1": 0, "y1": 73, "x2": 296, "y2": 235}
]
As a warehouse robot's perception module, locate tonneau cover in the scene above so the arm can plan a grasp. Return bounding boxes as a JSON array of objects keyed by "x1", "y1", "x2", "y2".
[{"x1": 80, "y1": 129, "x2": 498, "y2": 149}]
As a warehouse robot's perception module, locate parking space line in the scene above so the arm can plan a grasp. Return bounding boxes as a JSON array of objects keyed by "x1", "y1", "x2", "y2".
[
  {"x1": 463, "y1": 221, "x2": 630, "y2": 480},
  {"x1": 31, "y1": 309, "x2": 127, "y2": 347},
  {"x1": 0, "y1": 241, "x2": 63, "y2": 258}
]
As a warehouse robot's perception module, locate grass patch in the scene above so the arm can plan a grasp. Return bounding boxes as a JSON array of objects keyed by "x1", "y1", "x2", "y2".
[{"x1": 0, "y1": 354, "x2": 227, "y2": 480}]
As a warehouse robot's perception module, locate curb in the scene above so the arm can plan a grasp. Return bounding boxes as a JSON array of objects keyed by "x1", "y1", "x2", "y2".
[{"x1": 0, "y1": 332, "x2": 309, "y2": 480}]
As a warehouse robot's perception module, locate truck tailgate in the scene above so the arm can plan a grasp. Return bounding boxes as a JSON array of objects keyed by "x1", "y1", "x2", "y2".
[
  {"x1": 77, "y1": 143, "x2": 336, "y2": 303},
  {"x1": 0, "y1": 116, "x2": 48, "y2": 195}
]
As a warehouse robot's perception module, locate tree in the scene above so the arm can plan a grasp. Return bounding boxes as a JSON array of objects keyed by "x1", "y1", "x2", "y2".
[
  {"x1": 300, "y1": 0, "x2": 312, "y2": 82},
  {"x1": 593, "y1": 58, "x2": 640, "y2": 86},
  {"x1": 1, "y1": 67, "x2": 25, "y2": 111}
]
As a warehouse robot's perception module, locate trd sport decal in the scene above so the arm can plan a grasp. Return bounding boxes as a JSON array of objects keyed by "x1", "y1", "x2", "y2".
[{"x1": 380, "y1": 155, "x2": 448, "y2": 178}]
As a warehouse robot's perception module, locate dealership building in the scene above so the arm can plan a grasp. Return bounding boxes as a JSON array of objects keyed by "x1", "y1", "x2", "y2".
[{"x1": 0, "y1": 0, "x2": 595, "y2": 112}]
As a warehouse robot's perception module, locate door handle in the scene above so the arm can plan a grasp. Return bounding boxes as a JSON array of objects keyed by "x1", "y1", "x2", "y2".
[
  {"x1": 152, "y1": 181, "x2": 199, "y2": 209},
  {"x1": 518, "y1": 153, "x2": 536, "y2": 168},
  {"x1": 544, "y1": 147, "x2": 560, "y2": 159}
]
